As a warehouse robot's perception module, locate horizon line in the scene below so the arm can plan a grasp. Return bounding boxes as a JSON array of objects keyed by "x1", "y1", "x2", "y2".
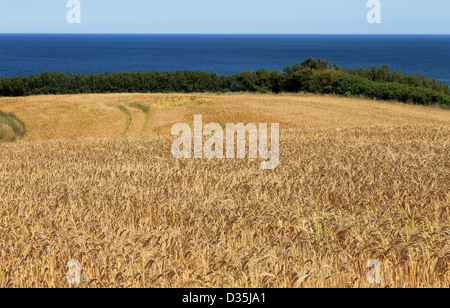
[{"x1": 1, "y1": 33, "x2": 450, "y2": 36}]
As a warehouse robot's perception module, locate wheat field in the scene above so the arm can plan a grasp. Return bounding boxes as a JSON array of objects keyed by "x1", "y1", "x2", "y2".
[{"x1": 0, "y1": 93, "x2": 449, "y2": 288}]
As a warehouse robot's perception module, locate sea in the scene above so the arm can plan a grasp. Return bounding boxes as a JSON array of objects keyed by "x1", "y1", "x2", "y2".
[{"x1": 0, "y1": 34, "x2": 449, "y2": 84}]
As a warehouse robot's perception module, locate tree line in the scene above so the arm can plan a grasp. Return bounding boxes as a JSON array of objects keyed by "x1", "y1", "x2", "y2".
[{"x1": 1, "y1": 57, "x2": 449, "y2": 107}]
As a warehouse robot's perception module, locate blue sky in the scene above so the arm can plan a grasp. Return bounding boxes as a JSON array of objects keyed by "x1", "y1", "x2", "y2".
[{"x1": 0, "y1": 0, "x2": 449, "y2": 34}]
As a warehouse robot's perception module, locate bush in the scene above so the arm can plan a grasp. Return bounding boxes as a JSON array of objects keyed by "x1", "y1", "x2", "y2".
[
  {"x1": 334, "y1": 75, "x2": 373, "y2": 96},
  {"x1": 333, "y1": 75, "x2": 450, "y2": 105},
  {"x1": 0, "y1": 57, "x2": 449, "y2": 107},
  {"x1": 281, "y1": 69, "x2": 314, "y2": 92}
]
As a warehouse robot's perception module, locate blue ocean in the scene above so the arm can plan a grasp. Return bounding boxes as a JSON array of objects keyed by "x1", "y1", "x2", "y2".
[{"x1": 0, "y1": 34, "x2": 449, "y2": 83}]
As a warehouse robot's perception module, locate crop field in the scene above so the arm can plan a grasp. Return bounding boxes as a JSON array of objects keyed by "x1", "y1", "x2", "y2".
[{"x1": 0, "y1": 93, "x2": 449, "y2": 288}]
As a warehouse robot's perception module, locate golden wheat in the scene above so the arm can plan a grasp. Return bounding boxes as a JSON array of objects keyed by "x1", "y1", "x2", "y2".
[{"x1": 0, "y1": 94, "x2": 448, "y2": 288}]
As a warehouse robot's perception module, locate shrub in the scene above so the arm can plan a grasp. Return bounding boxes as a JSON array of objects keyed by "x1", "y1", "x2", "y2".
[{"x1": 0, "y1": 57, "x2": 449, "y2": 107}]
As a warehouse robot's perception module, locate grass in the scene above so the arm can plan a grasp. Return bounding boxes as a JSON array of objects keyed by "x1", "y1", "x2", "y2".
[
  {"x1": 0, "y1": 93, "x2": 448, "y2": 288},
  {"x1": 0, "y1": 111, "x2": 26, "y2": 142}
]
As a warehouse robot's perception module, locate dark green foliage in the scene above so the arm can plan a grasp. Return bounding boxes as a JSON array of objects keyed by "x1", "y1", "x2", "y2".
[
  {"x1": 333, "y1": 75, "x2": 450, "y2": 105},
  {"x1": 227, "y1": 69, "x2": 281, "y2": 93},
  {"x1": 281, "y1": 69, "x2": 314, "y2": 92},
  {"x1": 283, "y1": 57, "x2": 331, "y2": 74},
  {"x1": 346, "y1": 65, "x2": 450, "y2": 95},
  {"x1": 0, "y1": 112, "x2": 26, "y2": 142},
  {"x1": 0, "y1": 57, "x2": 449, "y2": 107}
]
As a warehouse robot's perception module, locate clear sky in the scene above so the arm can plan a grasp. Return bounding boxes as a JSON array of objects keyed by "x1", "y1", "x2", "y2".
[{"x1": 0, "y1": 0, "x2": 449, "y2": 34}]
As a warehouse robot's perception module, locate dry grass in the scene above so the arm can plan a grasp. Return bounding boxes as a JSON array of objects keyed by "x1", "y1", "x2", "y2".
[{"x1": 0, "y1": 93, "x2": 449, "y2": 288}]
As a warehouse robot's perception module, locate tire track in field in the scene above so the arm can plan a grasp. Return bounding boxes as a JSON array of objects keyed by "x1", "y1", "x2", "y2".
[
  {"x1": 109, "y1": 102, "x2": 149, "y2": 138},
  {"x1": 128, "y1": 103, "x2": 150, "y2": 136},
  {"x1": 113, "y1": 105, "x2": 132, "y2": 137}
]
